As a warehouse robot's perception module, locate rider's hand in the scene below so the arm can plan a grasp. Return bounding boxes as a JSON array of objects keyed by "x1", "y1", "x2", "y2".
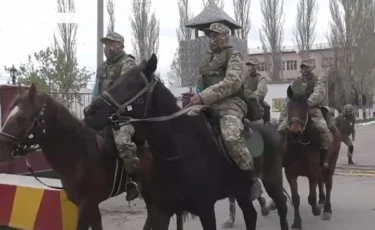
[{"x1": 190, "y1": 94, "x2": 204, "y2": 105}]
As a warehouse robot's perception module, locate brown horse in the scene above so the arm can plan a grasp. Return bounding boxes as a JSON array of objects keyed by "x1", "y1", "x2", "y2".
[
  {"x1": 0, "y1": 84, "x2": 186, "y2": 230},
  {"x1": 281, "y1": 86, "x2": 341, "y2": 230}
]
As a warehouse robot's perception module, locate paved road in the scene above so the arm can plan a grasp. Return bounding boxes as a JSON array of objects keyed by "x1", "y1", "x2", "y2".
[{"x1": 100, "y1": 123, "x2": 375, "y2": 229}]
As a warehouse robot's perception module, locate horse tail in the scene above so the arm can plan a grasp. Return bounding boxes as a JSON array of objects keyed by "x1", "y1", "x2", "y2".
[{"x1": 175, "y1": 211, "x2": 197, "y2": 229}]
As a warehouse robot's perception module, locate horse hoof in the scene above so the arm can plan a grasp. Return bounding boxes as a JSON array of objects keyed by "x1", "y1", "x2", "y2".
[
  {"x1": 291, "y1": 222, "x2": 302, "y2": 230},
  {"x1": 221, "y1": 216, "x2": 234, "y2": 229},
  {"x1": 269, "y1": 201, "x2": 277, "y2": 210},
  {"x1": 261, "y1": 206, "x2": 271, "y2": 216},
  {"x1": 322, "y1": 212, "x2": 332, "y2": 220},
  {"x1": 313, "y1": 208, "x2": 321, "y2": 216}
]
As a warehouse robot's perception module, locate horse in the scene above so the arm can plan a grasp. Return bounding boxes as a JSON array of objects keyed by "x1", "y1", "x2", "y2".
[
  {"x1": 281, "y1": 85, "x2": 341, "y2": 230},
  {"x1": 84, "y1": 53, "x2": 289, "y2": 230},
  {"x1": 0, "y1": 84, "x2": 186, "y2": 230}
]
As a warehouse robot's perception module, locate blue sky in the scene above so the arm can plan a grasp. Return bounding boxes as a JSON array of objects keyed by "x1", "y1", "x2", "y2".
[{"x1": 0, "y1": 0, "x2": 331, "y2": 88}]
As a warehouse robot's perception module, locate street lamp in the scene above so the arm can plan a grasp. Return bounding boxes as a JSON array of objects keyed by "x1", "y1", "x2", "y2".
[{"x1": 9, "y1": 65, "x2": 17, "y2": 85}]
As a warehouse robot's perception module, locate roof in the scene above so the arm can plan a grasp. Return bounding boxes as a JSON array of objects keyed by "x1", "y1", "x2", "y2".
[{"x1": 185, "y1": 4, "x2": 241, "y2": 30}]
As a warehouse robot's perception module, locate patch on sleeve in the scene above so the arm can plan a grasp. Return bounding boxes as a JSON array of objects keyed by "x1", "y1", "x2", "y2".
[{"x1": 229, "y1": 53, "x2": 243, "y2": 70}]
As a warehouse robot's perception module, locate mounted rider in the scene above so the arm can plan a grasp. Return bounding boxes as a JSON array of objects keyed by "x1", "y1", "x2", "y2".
[
  {"x1": 243, "y1": 59, "x2": 270, "y2": 124},
  {"x1": 92, "y1": 32, "x2": 140, "y2": 201},
  {"x1": 190, "y1": 22, "x2": 262, "y2": 200},
  {"x1": 335, "y1": 104, "x2": 356, "y2": 164},
  {"x1": 278, "y1": 59, "x2": 333, "y2": 169}
]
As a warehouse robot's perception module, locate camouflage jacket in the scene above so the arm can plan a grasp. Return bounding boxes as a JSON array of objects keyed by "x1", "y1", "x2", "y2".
[
  {"x1": 93, "y1": 51, "x2": 136, "y2": 97},
  {"x1": 335, "y1": 113, "x2": 356, "y2": 135},
  {"x1": 197, "y1": 47, "x2": 247, "y2": 115},
  {"x1": 302, "y1": 73, "x2": 326, "y2": 108},
  {"x1": 243, "y1": 71, "x2": 268, "y2": 102}
]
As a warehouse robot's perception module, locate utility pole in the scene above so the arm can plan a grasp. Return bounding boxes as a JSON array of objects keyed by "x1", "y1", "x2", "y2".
[{"x1": 97, "y1": 0, "x2": 104, "y2": 67}]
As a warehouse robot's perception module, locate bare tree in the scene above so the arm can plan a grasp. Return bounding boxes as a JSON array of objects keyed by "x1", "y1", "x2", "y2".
[
  {"x1": 259, "y1": 0, "x2": 284, "y2": 81},
  {"x1": 168, "y1": 0, "x2": 195, "y2": 87},
  {"x1": 106, "y1": 0, "x2": 115, "y2": 33},
  {"x1": 293, "y1": 0, "x2": 318, "y2": 59},
  {"x1": 327, "y1": 0, "x2": 375, "y2": 110},
  {"x1": 233, "y1": 0, "x2": 251, "y2": 39},
  {"x1": 202, "y1": 0, "x2": 224, "y2": 9},
  {"x1": 130, "y1": 0, "x2": 160, "y2": 62}
]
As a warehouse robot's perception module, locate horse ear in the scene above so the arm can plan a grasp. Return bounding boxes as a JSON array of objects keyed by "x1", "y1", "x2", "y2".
[
  {"x1": 287, "y1": 85, "x2": 293, "y2": 99},
  {"x1": 28, "y1": 83, "x2": 37, "y2": 100},
  {"x1": 17, "y1": 82, "x2": 26, "y2": 95},
  {"x1": 143, "y1": 53, "x2": 157, "y2": 78}
]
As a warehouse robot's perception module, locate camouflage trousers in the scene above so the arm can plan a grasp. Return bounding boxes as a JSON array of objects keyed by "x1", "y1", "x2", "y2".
[
  {"x1": 220, "y1": 114, "x2": 254, "y2": 170},
  {"x1": 341, "y1": 134, "x2": 354, "y2": 157},
  {"x1": 278, "y1": 108, "x2": 333, "y2": 149},
  {"x1": 112, "y1": 124, "x2": 139, "y2": 173}
]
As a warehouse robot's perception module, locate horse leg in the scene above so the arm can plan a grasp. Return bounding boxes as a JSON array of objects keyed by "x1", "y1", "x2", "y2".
[
  {"x1": 148, "y1": 204, "x2": 172, "y2": 230},
  {"x1": 76, "y1": 201, "x2": 102, "y2": 230},
  {"x1": 286, "y1": 173, "x2": 302, "y2": 230},
  {"x1": 198, "y1": 204, "x2": 217, "y2": 230},
  {"x1": 262, "y1": 180, "x2": 289, "y2": 230},
  {"x1": 318, "y1": 179, "x2": 326, "y2": 209},
  {"x1": 322, "y1": 172, "x2": 333, "y2": 221},
  {"x1": 308, "y1": 176, "x2": 321, "y2": 216},
  {"x1": 258, "y1": 195, "x2": 271, "y2": 216},
  {"x1": 176, "y1": 212, "x2": 183, "y2": 230},
  {"x1": 236, "y1": 196, "x2": 257, "y2": 230},
  {"x1": 221, "y1": 196, "x2": 236, "y2": 229},
  {"x1": 143, "y1": 207, "x2": 152, "y2": 230}
]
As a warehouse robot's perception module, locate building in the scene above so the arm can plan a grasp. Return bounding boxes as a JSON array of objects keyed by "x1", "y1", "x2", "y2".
[{"x1": 248, "y1": 45, "x2": 334, "y2": 81}]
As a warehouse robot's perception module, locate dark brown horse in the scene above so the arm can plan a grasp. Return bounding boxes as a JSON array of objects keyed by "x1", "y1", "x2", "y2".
[
  {"x1": 281, "y1": 86, "x2": 341, "y2": 230},
  {"x1": 0, "y1": 84, "x2": 186, "y2": 230}
]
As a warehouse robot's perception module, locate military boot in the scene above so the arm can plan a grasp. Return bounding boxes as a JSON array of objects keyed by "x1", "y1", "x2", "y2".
[
  {"x1": 348, "y1": 146, "x2": 355, "y2": 165},
  {"x1": 348, "y1": 157, "x2": 354, "y2": 165},
  {"x1": 123, "y1": 156, "x2": 141, "y2": 201},
  {"x1": 248, "y1": 171, "x2": 263, "y2": 201},
  {"x1": 319, "y1": 149, "x2": 329, "y2": 169}
]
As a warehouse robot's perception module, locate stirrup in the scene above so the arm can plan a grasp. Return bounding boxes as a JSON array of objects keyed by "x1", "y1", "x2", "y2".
[{"x1": 125, "y1": 177, "x2": 142, "y2": 200}]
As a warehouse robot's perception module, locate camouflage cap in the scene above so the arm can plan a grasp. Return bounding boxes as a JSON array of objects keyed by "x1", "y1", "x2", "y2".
[
  {"x1": 100, "y1": 32, "x2": 124, "y2": 45},
  {"x1": 290, "y1": 78, "x2": 306, "y2": 94},
  {"x1": 204, "y1": 23, "x2": 231, "y2": 37},
  {"x1": 300, "y1": 59, "x2": 315, "y2": 68},
  {"x1": 343, "y1": 104, "x2": 354, "y2": 112},
  {"x1": 245, "y1": 59, "x2": 258, "y2": 66}
]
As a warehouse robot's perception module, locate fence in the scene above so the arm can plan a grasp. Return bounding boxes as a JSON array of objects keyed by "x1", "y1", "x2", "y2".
[{"x1": 47, "y1": 92, "x2": 92, "y2": 120}]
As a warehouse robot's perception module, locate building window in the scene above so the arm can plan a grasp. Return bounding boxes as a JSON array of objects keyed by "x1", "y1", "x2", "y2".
[
  {"x1": 286, "y1": 60, "x2": 297, "y2": 70},
  {"x1": 258, "y1": 62, "x2": 266, "y2": 71},
  {"x1": 282, "y1": 61, "x2": 286, "y2": 71},
  {"x1": 322, "y1": 57, "x2": 333, "y2": 69}
]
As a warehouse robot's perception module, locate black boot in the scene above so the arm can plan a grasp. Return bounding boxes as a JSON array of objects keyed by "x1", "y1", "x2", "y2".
[
  {"x1": 320, "y1": 149, "x2": 329, "y2": 169},
  {"x1": 348, "y1": 145, "x2": 354, "y2": 165},
  {"x1": 348, "y1": 157, "x2": 354, "y2": 165},
  {"x1": 248, "y1": 171, "x2": 263, "y2": 201}
]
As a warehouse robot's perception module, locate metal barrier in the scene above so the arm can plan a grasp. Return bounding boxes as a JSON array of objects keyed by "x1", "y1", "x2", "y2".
[{"x1": 47, "y1": 92, "x2": 92, "y2": 120}]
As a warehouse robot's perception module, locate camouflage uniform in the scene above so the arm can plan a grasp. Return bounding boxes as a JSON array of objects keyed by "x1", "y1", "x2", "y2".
[
  {"x1": 335, "y1": 104, "x2": 356, "y2": 164},
  {"x1": 196, "y1": 23, "x2": 261, "y2": 200},
  {"x1": 92, "y1": 32, "x2": 140, "y2": 200},
  {"x1": 278, "y1": 60, "x2": 333, "y2": 168},
  {"x1": 243, "y1": 60, "x2": 270, "y2": 123}
]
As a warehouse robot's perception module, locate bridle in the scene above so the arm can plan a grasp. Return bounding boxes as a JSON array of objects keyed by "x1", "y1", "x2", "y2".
[
  {"x1": 0, "y1": 103, "x2": 46, "y2": 158},
  {"x1": 95, "y1": 71, "x2": 158, "y2": 128}
]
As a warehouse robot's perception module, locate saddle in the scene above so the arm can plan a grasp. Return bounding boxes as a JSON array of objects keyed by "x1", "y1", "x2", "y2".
[{"x1": 201, "y1": 108, "x2": 264, "y2": 167}]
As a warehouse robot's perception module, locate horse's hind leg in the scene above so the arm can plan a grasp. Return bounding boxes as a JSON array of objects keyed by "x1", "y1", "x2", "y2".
[
  {"x1": 198, "y1": 203, "x2": 217, "y2": 230},
  {"x1": 258, "y1": 195, "x2": 271, "y2": 216},
  {"x1": 286, "y1": 173, "x2": 302, "y2": 230},
  {"x1": 176, "y1": 212, "x2": 183, "y2": 230},
  {"x1": 322, "y1": 171, "x2": 333, "y2": 220},
  {"x1": 221, "y1": 196, "x2": 236, "y2": 229},
  {"x1": 262, "y1": 180, "x2": 288, "y2": 230},
  {"x1": 236, "y1": 196, "x2": 257, "y2": 230},
  {"x1": 318, "y1": 179, "x2": 326, "y2": 209},
  {"x1": 308, "y1": 176, "x2": 321, "y2": 216},
  {"x1": 77, "y1": 201, "x2": 102, "y2": 230}
]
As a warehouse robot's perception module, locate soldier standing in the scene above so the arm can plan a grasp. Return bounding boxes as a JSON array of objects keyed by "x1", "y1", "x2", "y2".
[
  {"x1": 335, "y1": 104, "x2": 356, "y2": 164},
  {"x1": 243, "y1": 60, "x2": 270, "y2": 124},
  {"x1": 92, "y1": 32, "x2": 140, "y2": 201},
  {"x1": 190, "y1": 22, "x2": 262, "y2": 200},
  {"x1": 278, "y1": 60, "x2": 333, "y2": 169}
]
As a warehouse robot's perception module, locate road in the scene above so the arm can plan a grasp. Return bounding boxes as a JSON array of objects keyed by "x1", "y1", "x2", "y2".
[{"x1": 100, "y1": 123, "x2": 375, "y2": 229}]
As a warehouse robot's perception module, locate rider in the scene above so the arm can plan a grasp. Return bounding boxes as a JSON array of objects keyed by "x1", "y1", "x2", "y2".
[
  {"x1": 92, "y1": 32, "x2": 140, "y2": 201},
  {"x1": 190, "y1": 22, "x2": 262, "y2": 200},
  {"x1": 278, "y1": 59, "x2": 333, "y2": 169},
  {"x1": 243, "y1": 60, "x2": 270, "y2": 124},
  {"x1": 335, "y1": 104, "x2": 356, "y2": 164}
]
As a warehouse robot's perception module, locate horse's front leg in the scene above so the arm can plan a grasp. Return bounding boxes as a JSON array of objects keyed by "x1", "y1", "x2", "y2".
[
  {"x1": 318, "y1": 179, "x2": 326, "y2": 209},
  {"x1": 322, "y1": 171, "x2": 333, "y2": 220},
  {"x1": 286, "y1": 172, "x2": 302, "y2": 230},
  {"x1": 236, "y1": 195, "x2": 257, "y2": 230},
  {"x1": 77, "y1": 200, "x2": 102, "y2": 230},
  {"x1": 221, "y1": 196, "x2": 236, "y2": 229},
  {"x1": 149, "y1": 204, "x2": 172, "y2": 230},
  {"x1": 308, "y1": 176, "x2": 321, "y2": 216}
]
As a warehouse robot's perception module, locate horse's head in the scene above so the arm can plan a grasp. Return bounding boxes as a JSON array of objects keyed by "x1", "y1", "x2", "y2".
[
  {"x1": 286, "y1": 84, "x2": 310, "y2": 135},
  {"x1": 84, "y1": 54, "x2": 158, "y2": 130},
  {"x1": 0, "y1": 83, "x2": 45, "y2": 161}
]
